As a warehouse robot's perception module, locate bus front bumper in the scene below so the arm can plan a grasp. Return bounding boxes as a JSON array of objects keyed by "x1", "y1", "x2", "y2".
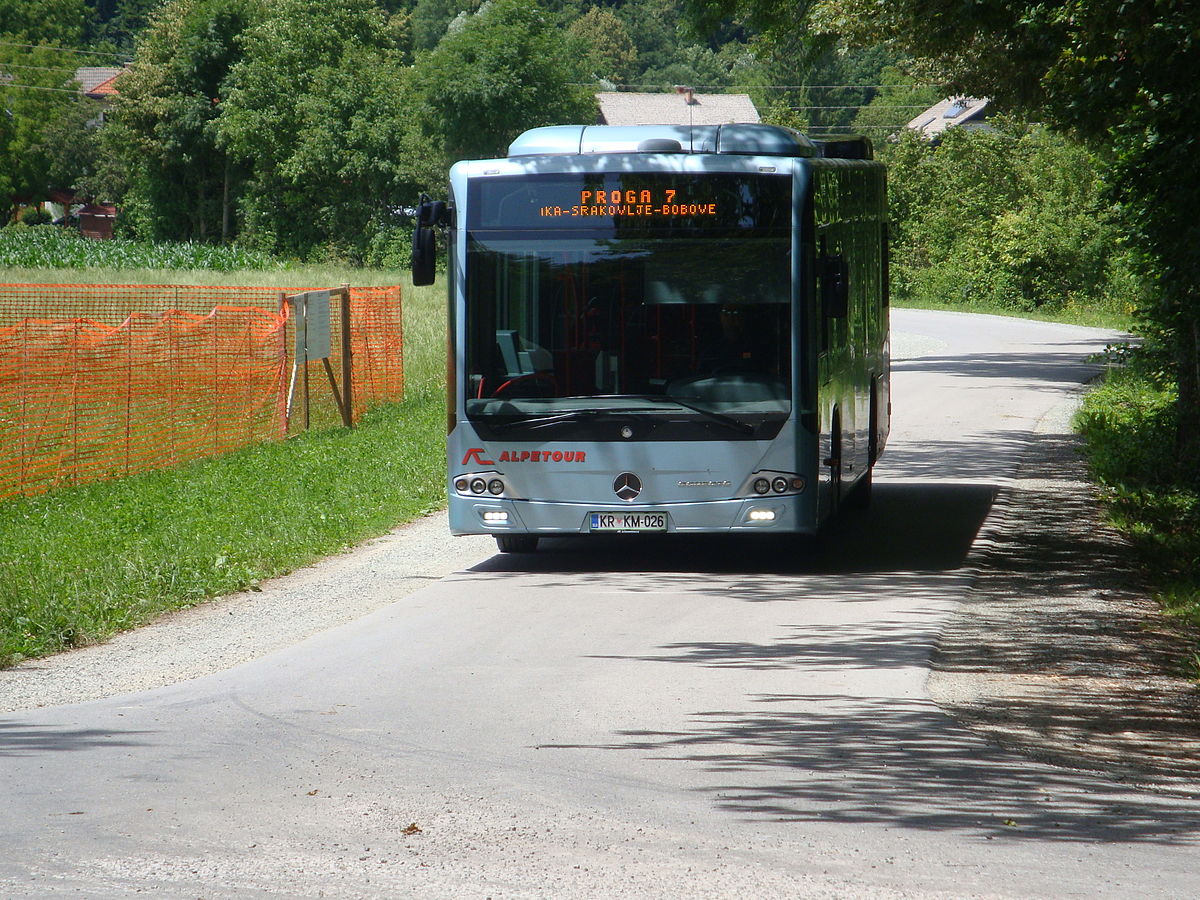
[{"x1": 449, "y1": 495, "x2": 815, "y2": 536}]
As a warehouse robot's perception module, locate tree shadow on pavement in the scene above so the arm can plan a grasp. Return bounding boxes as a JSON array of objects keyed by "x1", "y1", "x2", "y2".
[{"x1": 539, "y1": 692, "x2": 1200, "y2": 845}]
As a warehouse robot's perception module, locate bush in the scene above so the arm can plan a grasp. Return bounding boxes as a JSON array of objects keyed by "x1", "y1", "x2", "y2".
[
  {"x1": 883, "y1": 122, "x2": 1141, "y2": 319},
  {"x1": 18, "y1": 207, "x2": 53, "y2": 226}
]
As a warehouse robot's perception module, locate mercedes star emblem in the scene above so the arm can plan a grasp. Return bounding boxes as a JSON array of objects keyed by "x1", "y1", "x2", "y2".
[{"x1": 613, "y1": 472, "x2": 642, "y2": 501}]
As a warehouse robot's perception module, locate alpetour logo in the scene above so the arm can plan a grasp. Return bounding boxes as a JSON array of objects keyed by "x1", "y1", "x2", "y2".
[{"x1": 462, "y1": 447, "x2": 586, "y2": 466}]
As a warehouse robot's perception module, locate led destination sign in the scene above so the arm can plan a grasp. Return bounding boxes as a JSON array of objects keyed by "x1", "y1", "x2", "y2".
[
  {"x1": 469, "y1": 173, "x2": 791, "y2": 231},
  {"x1": 539, "y1": 189, "x2": 718, "y2": 220}
]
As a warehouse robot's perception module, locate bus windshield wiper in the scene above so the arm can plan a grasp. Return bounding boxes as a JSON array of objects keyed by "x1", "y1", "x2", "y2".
[
  {"x1": 591, "y1": 394, "x2": 756, "y2": 435},
  {"x1": 491, "y1": 406, "x2": 654, "y2": 432}
]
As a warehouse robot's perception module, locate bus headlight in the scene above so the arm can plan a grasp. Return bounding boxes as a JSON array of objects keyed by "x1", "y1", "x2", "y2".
[
  {"x1": 487, "y1": 478, "x2": 505, "y2": 495},
  {"x1": 746, "y1": 471, "x2": 806, "y2": 497},
  {"x1": 470, "y1": 477, "x2": 487, "y2": 494}
]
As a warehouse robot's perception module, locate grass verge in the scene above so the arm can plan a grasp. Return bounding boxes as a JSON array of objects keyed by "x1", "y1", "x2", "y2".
[
  {"x1": 1076, "y1": 355, "x2": 1200, "y2": 645},
  {"x1": 0, "y1": 275, "x2": 447, "y2": 667}
]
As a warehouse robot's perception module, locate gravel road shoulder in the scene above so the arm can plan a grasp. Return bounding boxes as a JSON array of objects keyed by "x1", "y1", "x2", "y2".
[
  {"x1": 928, "y1": 396, "x2": 1200, "y2": 792},
  {"x1": 0, "y1": 513, "x2": 496, "y2": 713}
]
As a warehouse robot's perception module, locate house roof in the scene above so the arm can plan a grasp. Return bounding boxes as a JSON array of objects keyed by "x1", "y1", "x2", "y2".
[
  {"x1": 596, "y1": 90, "x2": 760, "y2": 127},
  {"x1": 74, "y1": 66, "x2": 125, "y2": 96},
  {"x1": 906, "y1": 96, "x2": 990, "y2": 138}
]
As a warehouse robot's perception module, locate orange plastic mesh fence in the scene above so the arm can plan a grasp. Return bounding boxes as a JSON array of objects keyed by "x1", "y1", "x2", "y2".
[{"x1": 0, "y1": 284, "x2": 404, "y2": 500}]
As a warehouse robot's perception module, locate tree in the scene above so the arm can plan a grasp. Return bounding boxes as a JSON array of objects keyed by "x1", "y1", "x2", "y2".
[
  {"x1": 691, "y1": 0, "x2": 1200, "y2": 474},
  {"x1": 0, "y1": 44, "x2": 90, "y2": 218},
  {"x1": 217, "y1": 0, "x2": 421, "y2": 259},
  {"x1": 410, "y1": 0, "x2": 596, "y2": 165},
  {"x1": 102, "y1": 0, "x2": 259, "y2": 241},
  {"x1": 567, "y1": 6, "x2": 637, "y2": 85},
  {"x1": 0, "y1": 0, "x2": 87, "y2": 44},
  {"x1": 0, "y1": 0, "x2": 91, "y2": 216}
]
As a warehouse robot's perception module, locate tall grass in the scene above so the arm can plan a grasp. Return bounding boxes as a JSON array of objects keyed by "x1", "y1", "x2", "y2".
[
  {"x1": 1076, "y1": 353, "x2": 1200, "y2": 638},
  {"x1": 0, "y1": 277, "x2": 447, "y2": 666},
  {"x1": 0, "y1": 224, "x2": 287, "y2": 271}
]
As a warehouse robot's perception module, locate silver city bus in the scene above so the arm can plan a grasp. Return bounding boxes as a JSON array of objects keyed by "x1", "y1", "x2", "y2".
[{"x1": 413, "y1": 123, "x2": 889, "y2": 553}]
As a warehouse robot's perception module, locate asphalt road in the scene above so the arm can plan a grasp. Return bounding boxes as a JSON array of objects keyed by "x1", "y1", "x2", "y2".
[{"x1": 3, "y1": 309, "x2": 1199, "y2": 898}]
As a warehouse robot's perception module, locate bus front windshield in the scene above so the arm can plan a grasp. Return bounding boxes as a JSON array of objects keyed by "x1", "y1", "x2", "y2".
[{"x1": 464, "y1": 173, "x2": 793, "y2": 441}]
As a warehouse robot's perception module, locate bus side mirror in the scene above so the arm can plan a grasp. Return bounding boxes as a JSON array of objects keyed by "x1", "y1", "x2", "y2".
[
  {"x1": 412, "y1": 223, "x2": 436, "y2": 286},
  {"x1": 412, "y1": 197, "x2": 448, "y2": 287},
  {"x1": 821, "y1": 254, "x2": 849, "y2": 319}
]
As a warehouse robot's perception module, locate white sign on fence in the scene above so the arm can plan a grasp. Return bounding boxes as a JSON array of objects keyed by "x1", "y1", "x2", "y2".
[{"x1": 293, "y1": 290, "x2": 331, "y2": 361}]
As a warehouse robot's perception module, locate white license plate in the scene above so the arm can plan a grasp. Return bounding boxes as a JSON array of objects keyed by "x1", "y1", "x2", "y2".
[{"x1": 590, "y1": 511, "x2": 667, "y2": 532}]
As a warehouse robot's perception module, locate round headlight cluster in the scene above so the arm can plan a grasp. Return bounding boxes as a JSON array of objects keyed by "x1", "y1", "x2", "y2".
[
  {"x1": 456, "y1": 475, "x2": 507, "y2": 496},
  {"x1": 751, "y1": 473, "x2": 805, "y2": 495}
]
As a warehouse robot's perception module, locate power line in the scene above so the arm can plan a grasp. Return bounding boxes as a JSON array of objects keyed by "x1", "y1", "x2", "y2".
[
  {"x1": 0, "y1": 41, "x2": 129, "y2": 62},
  {"x1": 0, "y1": 81, "x2": 82, "y2": 94},
  {"x1": 0, "y1": 61, "x2": 80, "y2": 74}
]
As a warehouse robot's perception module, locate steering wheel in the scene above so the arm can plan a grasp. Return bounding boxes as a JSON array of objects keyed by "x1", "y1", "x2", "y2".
[{"x1": 490, "y1": 372, "x2": 558, "y2": 398}]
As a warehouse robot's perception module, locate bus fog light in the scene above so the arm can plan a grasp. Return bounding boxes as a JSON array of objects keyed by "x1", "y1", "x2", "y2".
[
  {"x1": 482, "y1": 510, "x2": 509, "y2": 523},
  {"x1": 748, "y1": 508, "x2": 776, "y2": 522},
  {"x1": 487, "y1": 478, "x2": 504, "y2": 495},
  {"x1": 752, "y1": 478, "x2": 771, "y2": 495},
  {"x1": 771, "y1": 476, "x2": 789, "y2": 493},
  {"x1": 470, "y1": 477, "x2": 487, "y2": 494}
]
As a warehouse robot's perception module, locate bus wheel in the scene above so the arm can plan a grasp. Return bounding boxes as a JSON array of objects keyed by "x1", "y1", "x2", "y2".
[{"x1": 496, "y1": 534, "x2": 539, "y2": 553}]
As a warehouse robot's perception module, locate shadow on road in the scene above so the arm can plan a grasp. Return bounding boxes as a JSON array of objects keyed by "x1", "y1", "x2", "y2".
[
  {"x1": 538, "y1": 693, "x2": 1200, "y2": 845},
  {"x1": 469, "y1": 480, "x2": 997, "y2": 577},
  {"x1": 0, "y1": 720, "x2": 152, "y2": 757}
]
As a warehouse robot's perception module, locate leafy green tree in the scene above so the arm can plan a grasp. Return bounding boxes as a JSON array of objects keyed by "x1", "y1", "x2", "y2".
[
  {"x1": 411, "y1": 0, "x2": 596, "y2": 164},
  {"x1": 0, "y1": 0, "x2": 87, "y2": 44},
  {"x1": 885, "y1": 122, "x2": 1129, "y2": 316},
  {"x1": 217, "y1": 0, "x2": 420, "y2": 259},
  {"x1": 0, "y1": 44, "x2": 90, "y2": 217},
  {"x1": 710, "y1": 0, "x2": 1200, "y2": 472},
  {"x1": 567, "y1": 6, "x2": 637, "y2": 85},
  {"x1": 410, "y1": 0, "x2": 477, "y2": 51},
  {"x1": 777, "y1": 1, "x2": 1200, "y2": 472},
  {"x1": 102, "y1": 0, "x2": 258, "y2": 241},
  {"x1": 84, "y1": 0, "x2": 164, "y2": 53}
]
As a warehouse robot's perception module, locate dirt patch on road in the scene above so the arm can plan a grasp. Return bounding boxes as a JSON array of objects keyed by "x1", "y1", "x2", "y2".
[{"x1": 929, "y1": 428, "x2": 1200, "y2": 790}]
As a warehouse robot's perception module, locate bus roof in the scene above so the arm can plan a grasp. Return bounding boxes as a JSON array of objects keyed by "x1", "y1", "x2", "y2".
[{"x1": 508, "y1": 124, "x2": 820, "y2": 159}]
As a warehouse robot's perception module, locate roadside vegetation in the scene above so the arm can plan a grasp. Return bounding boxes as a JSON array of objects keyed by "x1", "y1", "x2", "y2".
[
  {"x1": 3, "y1": 0, "x2": 1197, "y2": 668},
  {"x1": 0, "y1": 276, "x2": 445, "y2": 667},
  {"x1": 1077, "y1": 346, "x2": 1200, "y2": 641},
  {"x1": 0, "y1": 223, "x2": 286, "y2": 271}
]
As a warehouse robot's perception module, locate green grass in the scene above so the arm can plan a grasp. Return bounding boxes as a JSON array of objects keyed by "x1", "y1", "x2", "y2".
[
  {"x1": 1076, "y1": 360, "x2": 1200, "y2": 640},
  {"x1": 0, "y1": 276, "x2": 446, "y2": 667}
]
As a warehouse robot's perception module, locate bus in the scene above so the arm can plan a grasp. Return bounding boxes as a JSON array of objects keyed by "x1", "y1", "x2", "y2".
[{"x1": 412, "y1": 123, "x2": 889, "y2": 553}]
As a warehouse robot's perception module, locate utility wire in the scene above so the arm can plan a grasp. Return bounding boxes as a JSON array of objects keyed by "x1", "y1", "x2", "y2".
[
  {"x1": 0, "y1": 41, "x2": 130, "y2": 62},
  {"x1": 0, "y1": 81, "x2": 84, "y2": 94}
]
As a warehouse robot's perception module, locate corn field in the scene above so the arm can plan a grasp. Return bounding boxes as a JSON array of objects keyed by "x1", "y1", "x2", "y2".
[{"x1": 0, "y1": 225, "x2": 286, "y2": 272}]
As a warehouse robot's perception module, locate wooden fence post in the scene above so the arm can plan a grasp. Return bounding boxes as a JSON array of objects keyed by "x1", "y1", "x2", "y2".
[{"x1": 340, "y1": 284, "x2": 353, "y2": 427}]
